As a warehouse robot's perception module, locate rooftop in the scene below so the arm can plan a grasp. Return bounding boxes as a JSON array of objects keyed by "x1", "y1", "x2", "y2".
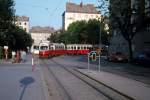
[
  {"x1": 30, "y1": 26, "x2": 55, "y2": 33},
  {"x1": 16, "y1": 16, "x2": 29, "y2": 21},
  {"x1": 66, "y1": 2, "x2": 99, "y2": 14}
]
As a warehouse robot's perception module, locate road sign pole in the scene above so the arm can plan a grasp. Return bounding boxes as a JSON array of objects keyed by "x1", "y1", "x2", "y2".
[
  {"x1": 6, "y1": 53, "x2": 8, "y2": 60},
  {"x1": 98, "y1": 55, "x2": 100, "y2": 72},
  {"x1": 88, "y1": 53, "x2": 90, "y2": 71},
  {"x1": 32, "y1": 54, "x2": 35, "y2": 71}
]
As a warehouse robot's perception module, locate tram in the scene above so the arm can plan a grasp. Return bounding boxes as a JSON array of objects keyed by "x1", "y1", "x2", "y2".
[
  {"x1": 39, "y1": 43, "x2": 65, "y2": 58},
  {"x1": 39, "y1": 42, "x2": 93, "y2": 58},
  {"x1": 66, "y1": 44, "x2": 92, "y2": 55}
]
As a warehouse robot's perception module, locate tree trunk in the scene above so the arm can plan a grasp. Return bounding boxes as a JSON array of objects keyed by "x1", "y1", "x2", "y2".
[{"x1": 128, "y1": 39, "x2": 133, "y2": 62}]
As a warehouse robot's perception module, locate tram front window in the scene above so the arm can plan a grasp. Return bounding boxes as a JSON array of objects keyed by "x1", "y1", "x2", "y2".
[{"x1": 40, "y1": 46, "x2": 48, "y2": 50}]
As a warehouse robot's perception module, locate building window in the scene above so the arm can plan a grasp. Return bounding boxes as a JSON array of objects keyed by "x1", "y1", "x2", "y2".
[
  {"x1": 147, "y1": 24, "x2": 150, "y2": 32},
  {"x1": 19, "y1": 22, "x2": 21, "y2": 25},
  {"x1": 24, "y1": 22, "x2": 26, "y2": 25}
]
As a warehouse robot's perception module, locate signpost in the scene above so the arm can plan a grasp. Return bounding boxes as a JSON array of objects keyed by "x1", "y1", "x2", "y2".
[
  {"x1": 4, "y1": 46, "x2": 8, "y2": 60},
  {"x1": 88, "y1": 51, "x2": 100, "y2": 72}
]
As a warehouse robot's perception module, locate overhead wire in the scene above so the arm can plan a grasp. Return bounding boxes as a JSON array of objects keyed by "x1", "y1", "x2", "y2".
[{"x1": 16, "y1": 1, "x2": 65, "y2": 28}]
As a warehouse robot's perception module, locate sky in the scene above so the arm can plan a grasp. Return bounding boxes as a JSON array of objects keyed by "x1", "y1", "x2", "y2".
[{"x1": 14, "y1": 0, "x2": 98, "y2": 30}]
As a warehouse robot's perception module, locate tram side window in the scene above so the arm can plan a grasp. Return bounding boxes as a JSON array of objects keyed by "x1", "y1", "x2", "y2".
[
  {"x1": 68, "y1": 46, "x2": 71, "y2": 50},
  {"x1": 78, "y1": 47, "x2": 80, "y2": 50},
  {"x1": 71, "y1": 46, "x2": 73, "y2": 50},
  {"x1": 51, "y1": 46, "x2": 54, "y2": 50}
]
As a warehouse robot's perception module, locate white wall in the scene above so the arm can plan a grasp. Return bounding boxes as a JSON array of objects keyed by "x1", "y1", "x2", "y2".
[
  {"x1": 31, "y1": 32, "x2": 51, "y2": 44},
  {"x1": 15, "y1": 21, "x2": 29, "y2": 33},
  {"x1": 64, "y1": 12, "x2": 101, "y2": 30}
]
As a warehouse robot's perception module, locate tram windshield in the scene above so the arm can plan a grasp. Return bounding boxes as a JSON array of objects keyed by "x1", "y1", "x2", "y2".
[{"x1": 40, "y1": 46, "x2": 48, "y2": 50}]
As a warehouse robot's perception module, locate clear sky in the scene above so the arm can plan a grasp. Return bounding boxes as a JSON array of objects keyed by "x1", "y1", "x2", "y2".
[{"x1": 14, "y1": 0, "x2": 98, "y2": 30}]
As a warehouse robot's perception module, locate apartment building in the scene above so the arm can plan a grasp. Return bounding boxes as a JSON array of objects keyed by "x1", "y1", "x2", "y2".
[
  {"x1": 15, "y1": 16, "x2": 29, "y2": 33},
  {"x1": 62, "y1": 2, "x2": 101, "y2": 30},
  {"x1": 109, "y1": 0, "x2": 150, "y2": 56},
  {"x1": 30, "y1": 26, "x2": 55, "y2": 45}
]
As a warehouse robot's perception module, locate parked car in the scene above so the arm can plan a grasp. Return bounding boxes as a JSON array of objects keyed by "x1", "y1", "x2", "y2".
[
  {"x1": 132, "y1": 52, "x2": 150, "y2": 66},
  {"x1": 108, "y1": 52, "x2": 128, "y2": 62}
]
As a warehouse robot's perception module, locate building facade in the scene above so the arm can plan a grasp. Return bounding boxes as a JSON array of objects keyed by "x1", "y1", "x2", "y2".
[
  {"x1": 109, "y1": 0, "x2": 150, "y2": 57},
  {"x1": 30, "y1": 26, "x2": 55, "y2": 45},
  {"x1": 62, "y1": 2, "x2": 101, "y2": 30},
  {"x1": 15, "y1": 16, "x2": 29, "y2": 33}
]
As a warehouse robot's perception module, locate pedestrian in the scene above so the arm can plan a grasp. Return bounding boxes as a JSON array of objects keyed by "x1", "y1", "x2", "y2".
[
  {"x1": 11, "y1": 51, "x2": 16, "y2": 63},
  {"x1": 16, "y1": 50, "x2": 20, "y2": 63},
  {"x1": 20, "y1": 50, "x2": 23, "y2": 62},
  {"x1": 22, "y1": 50, "x2": 27, "y2": 63}
]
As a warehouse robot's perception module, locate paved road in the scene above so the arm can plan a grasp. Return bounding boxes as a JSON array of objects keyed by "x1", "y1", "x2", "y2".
[
  {"x1": 51, "y1": 55, "x2": 150, "y2": 85},
  {"x1": 40, "y1": 58, "x2": 112, "y2": 100},
  {"x1": 0, "y1": 55, "x2": 149, "y2": 100}
]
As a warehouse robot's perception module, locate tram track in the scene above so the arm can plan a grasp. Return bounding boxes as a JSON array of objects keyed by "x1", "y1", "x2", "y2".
[
  {"x1": 41, "y1": 58, "x2": 133, "y2": 100},
  {"x1": 41, "y1": 59, "x2": 73, "y2": 100}
]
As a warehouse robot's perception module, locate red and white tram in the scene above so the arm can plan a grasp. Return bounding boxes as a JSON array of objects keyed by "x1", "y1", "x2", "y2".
[
  {"x1": 39, "y1": 42, "x2": 50, "y2": 58},
  {"x1": 39, "y1": 43, "x2": 65, "y2": 58},
  {"x1": 39, "y1": 42, "x2": 92, "y2": 58},
  {"x1": 66, "y1": 44, "x2": 92, "y2": 55}
]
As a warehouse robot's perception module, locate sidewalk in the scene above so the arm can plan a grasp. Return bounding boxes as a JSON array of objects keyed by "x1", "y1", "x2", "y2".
[
  {"x1": 0, "y1": 54, "x2": 49, "y2": 100},
  {"x1": 77, "y1": 69, "x2": 150, "y2": 100},
  {"x1": 0, "y1": 59, "x2": 12, "y2": 64}
]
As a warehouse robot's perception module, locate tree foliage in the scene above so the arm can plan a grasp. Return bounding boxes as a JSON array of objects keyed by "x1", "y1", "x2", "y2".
[
  {"x1": 49, "y1": 19, "x2": 109, "y2": 45},
  {"x1": 109, "y1": 0, "x2": 145, "y2": 60},
  {"x1": 0, "y1": 0, "x2": 33, "y2": 51},
  {"x1": 0, "y1": 0, "x2": 15, "y2": 30},
  {"x1": 10, "y1": 26, "x2": 33, "y2": 50},
  {"x1": 0, "y1": 0, "x2": 15, "y2": 47}
]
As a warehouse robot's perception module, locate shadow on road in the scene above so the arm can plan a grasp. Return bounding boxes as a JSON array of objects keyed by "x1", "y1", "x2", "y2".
[{"x1": 19, "y1": 77, "x2": 35, "y2": 100}]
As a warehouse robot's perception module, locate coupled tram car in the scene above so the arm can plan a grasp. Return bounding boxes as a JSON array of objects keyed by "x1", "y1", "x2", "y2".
[{"x1": 39, "y1": 42, "x2": 93, "y2": 58}]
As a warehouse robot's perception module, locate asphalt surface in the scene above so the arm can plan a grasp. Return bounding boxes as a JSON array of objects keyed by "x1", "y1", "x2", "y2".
[
  {"x1": 41, "y1": 59, "x2": 111, "y2": 100},
  {"x1": 0, "y1": 55, "x2": 150, "y2": 100},
  {"x1": 52, "y1": 55, "x2": 150, "y2": 85}
]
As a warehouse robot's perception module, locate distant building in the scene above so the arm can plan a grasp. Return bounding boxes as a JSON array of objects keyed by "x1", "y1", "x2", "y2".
[
  {"x1": 62, "y1": 2, "x2": 101, "y2": 30},
  {"x1": 30, "y1": 26, "x2": 55, "y2": 45},
  {"x1": 15, "y1": 16, "x2": 29, "y2": 33}
]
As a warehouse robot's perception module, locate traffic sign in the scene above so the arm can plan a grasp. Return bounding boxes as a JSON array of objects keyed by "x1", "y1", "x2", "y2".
[
  {"x1": 88, "y1": 51, "x2": 101, "y2": 72},
  {"x1": 4, "y1": 46, "x2": 8, "y2": 50}
]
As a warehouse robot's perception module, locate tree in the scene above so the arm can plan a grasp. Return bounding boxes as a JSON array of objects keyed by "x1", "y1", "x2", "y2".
[
  {"x1": 0, "y1": 0, "x2": 15, "y2": 47},
  {"x1": 10, "y1": 26, "x2": 33, "y2": 50},
  {"x1": 49, "y1": 19, "x2": 108, "y2": 45},
  {"x1": 109, "y1": 0, "x2": 145, "y2": 61},
  {"x1": 86, "y1": 19, "x2": 100, "y2": 45},
  {"x1": 0, "y1": 0, "x2": 33, "y2": 51},
  {"x1": 67, "y1": 20, "x2": 87, "y2": 44}
]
